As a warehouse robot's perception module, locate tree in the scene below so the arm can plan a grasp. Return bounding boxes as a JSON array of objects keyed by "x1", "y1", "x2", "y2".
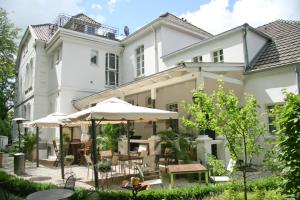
[
  {"x1": 273, "y1": 93, "x2": 300, "y2": 199},
  {"x1": 0, "y1": 7, "x2": 19, "y2": 138},
  {"x1": 183, "y1": 83, "x2": 265, "y2": 200}
]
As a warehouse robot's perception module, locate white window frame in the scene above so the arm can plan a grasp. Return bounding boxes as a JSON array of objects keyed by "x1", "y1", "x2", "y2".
[
  {"x1": 213, "y1": 49, "x2": 224, "y2": 63},
  {"x1": 266, "y1": 104, "x2": 280, "y2": 135},
  {"x1": 105, "y1": 53, "x2": 119, "y2": 86},
  {"x1": 90, "y1": 49, "x2": 98, "y2": 65},
  {"x1": 136, "y1": 45, "x2": 144, "y2": 77}
]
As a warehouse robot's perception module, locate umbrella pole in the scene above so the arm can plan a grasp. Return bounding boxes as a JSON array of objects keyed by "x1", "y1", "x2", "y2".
[
  {"x1": 91, "y1": 119, "x2": 99, "y2": 190},
  {"x1": 36, "y1": 127, "x2": 39, "y2": 167},
  {"x1": 59, "y1": 125, "x2": 64, "y2": 179},
  {"x1": 127, "y1": 121, "x2": 130, "y2": 156}
]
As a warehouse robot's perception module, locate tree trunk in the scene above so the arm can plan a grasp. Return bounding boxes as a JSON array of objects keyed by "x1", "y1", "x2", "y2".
[{"x1": 243, "y1": 135, "x2": 248, "y2": 200}]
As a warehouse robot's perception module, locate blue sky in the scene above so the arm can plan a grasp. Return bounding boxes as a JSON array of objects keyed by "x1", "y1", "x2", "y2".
[{"x1": 1, "y1": 0, "x2": 299, "y2": 36}]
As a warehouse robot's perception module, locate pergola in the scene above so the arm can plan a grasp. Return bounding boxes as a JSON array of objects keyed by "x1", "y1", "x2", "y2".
[{"x1": 65, "y1": 97, "x2": 178, "y2": 190}]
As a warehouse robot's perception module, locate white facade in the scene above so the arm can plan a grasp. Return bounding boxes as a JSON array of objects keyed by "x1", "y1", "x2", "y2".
[{"x1": 14, "y1": 13, "x2": 300, "y2": 164}]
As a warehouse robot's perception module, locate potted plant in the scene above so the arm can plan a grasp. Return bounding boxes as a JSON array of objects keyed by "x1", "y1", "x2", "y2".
[{"x1": 22, "y1": 133, "x2": 36, "y2": 161}]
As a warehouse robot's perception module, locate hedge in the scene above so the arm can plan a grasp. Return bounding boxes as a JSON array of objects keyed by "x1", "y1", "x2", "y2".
[{"x1": 0, "y1": 170, "x2": 280, "y2": 200}]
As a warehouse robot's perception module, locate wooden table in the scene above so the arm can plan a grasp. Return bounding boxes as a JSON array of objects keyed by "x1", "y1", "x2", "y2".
[
  {"x1": 26, "y1": 189, "x2": 74, "y2": 200},
  {"x1": 168, "y1": 163, "x2": 209, "y2": 189}
]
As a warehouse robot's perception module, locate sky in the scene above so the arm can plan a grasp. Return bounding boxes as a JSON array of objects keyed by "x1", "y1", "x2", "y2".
[{"x1": 1, "y1": 0, "x2": 300, "y2": 38}]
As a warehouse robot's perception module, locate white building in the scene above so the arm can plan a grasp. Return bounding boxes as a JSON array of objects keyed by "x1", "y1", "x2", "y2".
[{"x1": 15, "y1": 13, "x2": 300, "y2": 164}]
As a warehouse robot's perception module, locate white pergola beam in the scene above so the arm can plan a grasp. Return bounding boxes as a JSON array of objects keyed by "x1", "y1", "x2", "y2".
[{"x1": 202, "y1": 71, "x2": 243, "y2": 85}]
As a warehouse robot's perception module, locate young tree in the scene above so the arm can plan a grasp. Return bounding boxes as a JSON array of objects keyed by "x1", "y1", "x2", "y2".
[
  {"x1": 183, "y1": 83, "x2": 265, "y2": 200},
  {"x1": 0, "y1": 7, "x2": 19, "y2": 139},
  {"x1": 273, "y1": 93, "x2": 300, "y2": 199}
]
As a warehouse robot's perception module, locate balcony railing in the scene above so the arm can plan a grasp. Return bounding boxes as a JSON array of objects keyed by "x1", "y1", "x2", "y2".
[{"x1": 51, "y1": 14, "x2": 119, "y2": 40}]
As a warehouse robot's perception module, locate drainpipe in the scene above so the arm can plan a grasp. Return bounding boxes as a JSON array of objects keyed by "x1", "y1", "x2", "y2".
[
  {"x1": 242, "y1": 24, "x2": 249, "y2": 70},
  {"x1": 295, "y1": 67, "x2": 300, "y2": 94},
  {"x1": 151, "y1": 25, "x2": 159, "y2": 73}
]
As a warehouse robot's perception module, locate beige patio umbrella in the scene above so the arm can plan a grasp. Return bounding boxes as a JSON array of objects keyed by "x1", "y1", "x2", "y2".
[
  {"x1": 27, "y1": 112, "x2": 75, "y2": 179},
  {"x1": 65, "y1": 97, "x2": 178, "y2": 189}
]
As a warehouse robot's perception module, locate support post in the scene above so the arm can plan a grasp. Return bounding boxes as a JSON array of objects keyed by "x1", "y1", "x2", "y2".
[
  {"x1": 127, "y1": 121, "x2": 130, "y2": 156},
  {"x1": 152, "y1": 99, "x2": 157, "y2": 135},
  {"x1": 36, "y1": 127, "x2": 39, "y2": 167},
  {"x1": 59, "y1": 125, "x2": 64, "y2": 179},
  {"x1": 70, "y1": 127, "x2": 74, "y2": 141},
  {"x1": 17, "y1": 122, "x2": 21, "y2": 151},
  {"x1": 151, "y1": 88, "x2": 157, "y2": 135},
  {"x1": 91, "y1": 119, "x2": 99, "y2": 190}
]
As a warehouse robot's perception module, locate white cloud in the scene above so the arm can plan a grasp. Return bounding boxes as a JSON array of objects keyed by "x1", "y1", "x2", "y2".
[
  {"x1": 107, "y1": 0, "x2": 117, "y2": 13},
  {"x1": 0, "y1": 0, "x2": 85, "y2": 33},
  {"x1": 91, "y1": 3, "x2": 102, "y2": 10},
  {"x1": 180, "y1": 0, "x2": 300, "y2": 34}
]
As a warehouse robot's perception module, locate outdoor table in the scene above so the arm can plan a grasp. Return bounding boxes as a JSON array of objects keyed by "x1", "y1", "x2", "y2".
[
  {"x1": 26, "y1": 189, "x2": 74, "y2": 200},
  {"x1": 168, "y1": 163, "x2": 209, "y2": 189},
  {"x1": 122, "y1": 180, "x2": 148, "y2": 200}
]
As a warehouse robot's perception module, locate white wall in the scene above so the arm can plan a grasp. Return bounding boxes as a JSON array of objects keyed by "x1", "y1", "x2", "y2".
[
  {"x1": 121, "y1": 31, "x2": 157, "y2": 84},
  {"x1": 160, "y1": 26, "x2": 202, "y2": 57},
  {"x1": 163, "y1": 31, "x2": 245, "y2": 68},
  {"x1": 61, "y1": 38, "x2": 120, "y2": 91},
  {"x1": 244, "y1": 66, "x2": 298, "y2": 164},
  {"x1": 246, "y1": 30, "x2": 268, "y2": 63}
]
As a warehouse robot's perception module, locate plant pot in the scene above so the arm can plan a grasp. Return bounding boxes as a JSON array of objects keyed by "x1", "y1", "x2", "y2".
[{"x1": 0, "y1": 152, "x2": 3, "y2": 168}]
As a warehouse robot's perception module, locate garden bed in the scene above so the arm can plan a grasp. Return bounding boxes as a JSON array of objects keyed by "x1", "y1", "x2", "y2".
[{"x1": 0, "y1": 170, "x2": 281, "y2": 200}]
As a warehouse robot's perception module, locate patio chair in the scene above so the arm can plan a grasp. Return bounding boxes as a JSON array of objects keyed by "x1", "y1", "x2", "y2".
[
  {"x1": 64, "y1": 172, "x2": 76, "y2": 190},
  {"x1": 78, "y1": 140, "x2": 92, "y2": 165},
  {"x1": 210, "y1": 159, "x2": 236, "y2": 183},
  {"x1": 84, "y1": 155, "x2": 94, "y2": 180},
  {"x1": 158, "y1": 147, "x2": 176, "y2": 171},
  {"x1": 135, "y1": 165, "x2": 163, "y2": 189},
  {"x1": 53, "y1": 140, "x2": 62, "y2": 167}
]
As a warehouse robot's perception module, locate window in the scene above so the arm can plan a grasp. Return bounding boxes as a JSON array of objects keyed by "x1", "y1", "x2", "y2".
[
  {"x1": 90, "y1": 50, "x2": 98, "y2": 65},
  {"x1": 105, "y1": 53, "x2": 119, "y2": 86},
  {"x1": 213, "y1": 49, "x2": 224, "y2": 63},
  {"x1": 267, "y1": 105, "x2": 277, "y2": 135},
  {"x1": 193, "y1": 56, "x2": 202, "y2": 63},
  {"x1": 166, "y1": 103, "x2": 179, "y2": 131},
  {"x1": 136, "y1": 45, "x2": 144, "y2": 77},
  {"x1": 166, "y1": 103, "x2": 178, "y2": 112},
  {"x1": 87, "y1": 26, "x2": 96, "y2": 34}
]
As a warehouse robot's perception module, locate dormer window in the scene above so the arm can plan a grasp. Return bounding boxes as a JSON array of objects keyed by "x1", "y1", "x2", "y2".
[
  {"x1": 136, "y1": 45, "x2": 144, "y2": 77},
  {"x1": 213, "y1": 49, "x2": 224, "y2": 63},
  {"x1": 193, "y1": 56, "x2": 202, "y2": 63},
  {"x1": 87, "y1": 26, "x2": 96, "y2": 34}
]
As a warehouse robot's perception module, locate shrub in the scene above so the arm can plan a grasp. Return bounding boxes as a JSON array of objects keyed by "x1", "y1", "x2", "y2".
[
  {"x1": 207, "y1": 155, "x2": 226, "y2": 176},
  {"x1": 0, "y1": 170, "x2": 281, "y2": 200},
  {"x1": 273, "y1": 93, "x2": 300, "y2": 199}
]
